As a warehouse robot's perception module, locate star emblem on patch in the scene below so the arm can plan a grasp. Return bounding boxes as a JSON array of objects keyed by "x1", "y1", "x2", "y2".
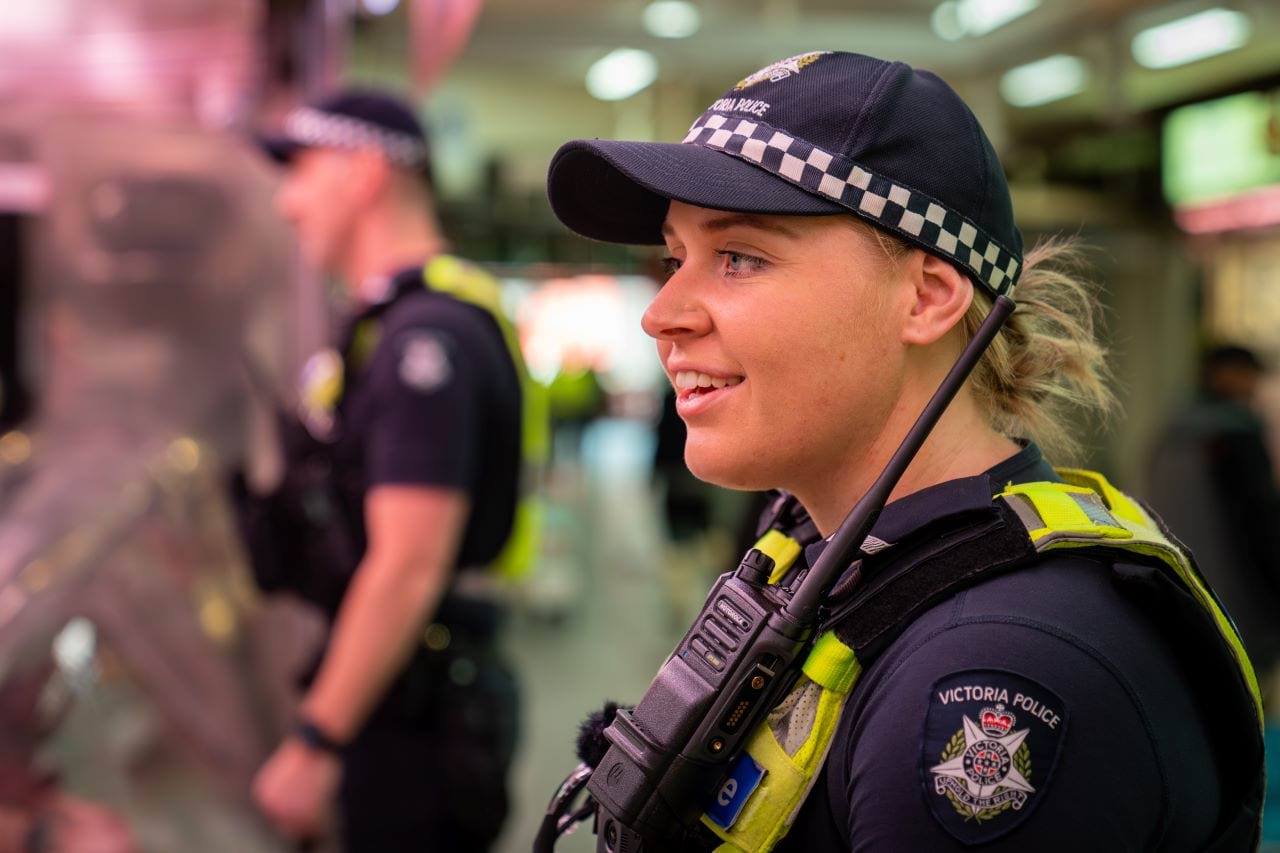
[
  {"x1": 930, "y1": 704, "x2": 1035, "y2": 818},
  {"x1": 921, "y1": 670, "x2": 1067, "y2": 844}
]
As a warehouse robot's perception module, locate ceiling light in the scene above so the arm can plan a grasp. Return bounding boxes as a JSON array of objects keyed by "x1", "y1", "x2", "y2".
[
  {"x1": 361, "y1": 0, "x2": 401, "y2": 16},
  {"x1": 1000, "y1": 54, "x2": 1087, "y2": 108},
  {"x1": 931, "y1": 0, "x2": 1039, "y2": 40},
  {"x1": 586, "y1": 49, "x2": 659, "y2": 101},
  {"x1": 643, "y1": 1, "x2": 701, "y2": 39},
  {"x1": 931, "y1": 3, "x2": 965, "y2": 40},
  {"x1": 1131, "y1": 7, "x2": 1250, "y2": 70}
]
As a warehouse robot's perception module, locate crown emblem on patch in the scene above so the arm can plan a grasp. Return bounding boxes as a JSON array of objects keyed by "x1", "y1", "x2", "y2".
[{"x1": 979, "y1": 704, "x2": 1015, "y2": 737}]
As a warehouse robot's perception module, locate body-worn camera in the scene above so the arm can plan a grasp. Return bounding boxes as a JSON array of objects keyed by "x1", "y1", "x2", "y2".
[{"x1": 537, "y1": 296, "x2": 1016, "y2": 853}]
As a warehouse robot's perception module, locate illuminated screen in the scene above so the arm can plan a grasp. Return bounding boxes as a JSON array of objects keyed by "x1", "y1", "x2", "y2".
[{"x1": 1163, "y1": 91, "x2": 1280, "y2": 208}]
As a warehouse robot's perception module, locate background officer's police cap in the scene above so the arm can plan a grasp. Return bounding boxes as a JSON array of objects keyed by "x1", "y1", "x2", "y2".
[
  {"x1": 261, "y1": 88, "x2": 432, "y2": 173},
  {"x1": 547, "y1": 51, "x2": 1024, "y2": 296}
]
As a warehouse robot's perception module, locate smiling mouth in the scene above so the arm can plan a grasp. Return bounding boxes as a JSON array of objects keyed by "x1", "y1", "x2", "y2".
[{"x1": 674, "y1": 370, "x2": 745, "y2": 400}]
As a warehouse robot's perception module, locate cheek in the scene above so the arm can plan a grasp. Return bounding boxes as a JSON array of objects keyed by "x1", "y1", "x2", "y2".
[
  {"x1": 686, "y1": 276, "x2": 900, "y2": 486},
  {"x1": 307, "y1": 183, "x2": 355, "y2": 243},
  {"x1": 678, "y1": 301, "x2": 816, "y2": 488},
  {"x1": 744, "y1": 281, "x2": 870, "y2": 415},
  {"x1": 801, "y1": 294, "x2": 902, "y2": 436}
]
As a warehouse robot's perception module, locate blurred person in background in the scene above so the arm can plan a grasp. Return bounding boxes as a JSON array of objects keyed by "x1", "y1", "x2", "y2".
[
  {"x1": 1149, "y1": 345, "x2": 1280, "y2": 691},
  {"x1": 238, "y1": 89, "x2": 525, "y2": 851},
  {"x1": 544, "y1": 51, "x2": 1262, "y2": 849},
  {"x1": 547, "y1": 351, "x2": 606, "y2": 463}
]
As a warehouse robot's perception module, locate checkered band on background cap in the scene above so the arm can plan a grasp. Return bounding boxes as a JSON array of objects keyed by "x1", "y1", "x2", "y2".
[
  {"x1": 284, "y1": 107, "x2": 429, "y2": 169},
  {"x1": 683, "y1": 114, "x2": 1021, "y2": 296}
]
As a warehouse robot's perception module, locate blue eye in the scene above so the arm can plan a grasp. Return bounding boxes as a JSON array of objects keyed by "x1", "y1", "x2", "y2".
[{"x1": 716, "y1": 250, "x2": 767, "y2": 276}]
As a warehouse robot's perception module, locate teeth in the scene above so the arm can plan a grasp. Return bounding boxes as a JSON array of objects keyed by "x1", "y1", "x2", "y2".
[{"x1": 674, "y1": 370, "x2": 744, "y2": 390}]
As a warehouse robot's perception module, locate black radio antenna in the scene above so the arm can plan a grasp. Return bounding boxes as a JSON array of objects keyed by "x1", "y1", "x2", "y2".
[{"x1": 784, "y1": 294, "x2": 1016, "y2": 623}]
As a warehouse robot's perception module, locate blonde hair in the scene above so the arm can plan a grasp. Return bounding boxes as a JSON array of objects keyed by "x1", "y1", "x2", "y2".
[
  {"x1": 858, "y1": 222, "x2": 1116, "y2": 462},
  {"x1": 961, "y1": 238, "x2": 1116, "y2": 462}
]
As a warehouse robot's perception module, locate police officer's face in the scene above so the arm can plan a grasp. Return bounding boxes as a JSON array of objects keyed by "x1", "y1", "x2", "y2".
[
  {"x1": 275, "y1": 148, "x2": 363, "y2": 272},
  {"x1": 644, "y1": 201, "x2": 907, "y2": 493}
]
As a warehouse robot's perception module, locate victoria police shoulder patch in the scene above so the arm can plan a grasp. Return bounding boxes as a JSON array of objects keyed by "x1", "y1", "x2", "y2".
[
  {"x1": 395, "y1": 330, "x2": 453, "y2": 394},
  {"x1": 921, "y1": 669, "x2": 1067, "y2": 845}
]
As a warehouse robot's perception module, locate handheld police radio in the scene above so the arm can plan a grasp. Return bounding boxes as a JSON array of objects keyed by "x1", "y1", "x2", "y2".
[{"x1": 537, "y1": 296, "x2": 1015, "y2": 852}]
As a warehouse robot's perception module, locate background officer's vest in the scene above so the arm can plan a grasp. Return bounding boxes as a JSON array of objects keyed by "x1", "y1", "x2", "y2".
[
  {"x1": 702, "y1": 470, "x2": 1264, "y2": 853},
  {"x1": 419, "y1": 255, "x2": 549, "y2": 579},
  {"x1": 300, "y1": 255, "x2": 549, "y2": 580}
]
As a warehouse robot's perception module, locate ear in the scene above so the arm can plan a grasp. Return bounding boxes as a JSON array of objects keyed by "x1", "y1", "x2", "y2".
[{"x1": 899, "y1": 251, "x2": 974, "y2": 346}]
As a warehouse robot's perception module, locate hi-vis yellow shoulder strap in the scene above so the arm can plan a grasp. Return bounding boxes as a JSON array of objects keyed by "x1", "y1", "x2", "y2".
[
  {"x1": 701, "y1": 470, "x2": 1263, "y2": 853},
  {"x1": 702, "y1": 528, "x2": 861, "y2": 853},
  {"x1": 999, "y1": 469, "x2": 1264, "y2": 732},
  {"x1": 423, "y1": 256, "x2": 550, "y2": 579}
]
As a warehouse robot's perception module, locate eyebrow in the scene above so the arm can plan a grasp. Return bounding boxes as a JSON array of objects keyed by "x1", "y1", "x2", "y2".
[{"x1": 660, "y1": 212, "x2": 802, "y2": 240}]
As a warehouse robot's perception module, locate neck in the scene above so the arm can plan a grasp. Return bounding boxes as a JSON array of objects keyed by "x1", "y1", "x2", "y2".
[
  {"x1": 793, "y1": 383, "x2": 1020, "y2": 537},
  {"x1": 339, "y1": 201, "x2": 447, "y2": 293}
]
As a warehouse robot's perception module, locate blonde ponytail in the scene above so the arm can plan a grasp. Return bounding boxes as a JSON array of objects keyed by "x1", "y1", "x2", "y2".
[{"x1": 962, "y1": 237, "x2": 1116, "y2": 462}]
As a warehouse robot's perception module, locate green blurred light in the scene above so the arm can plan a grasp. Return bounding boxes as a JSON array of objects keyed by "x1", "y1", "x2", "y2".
[{"x1": 1163, "y1": 91, "x2": 1280, "y2": 207}]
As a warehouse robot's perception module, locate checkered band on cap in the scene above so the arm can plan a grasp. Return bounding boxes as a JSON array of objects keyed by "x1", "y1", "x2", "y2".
[
  {"x1": 285, "y1": 107, "x2": 429, "y2": 169},
  {"x1": 682, "y1": 114, "x2": 1021, "y2": 295}
]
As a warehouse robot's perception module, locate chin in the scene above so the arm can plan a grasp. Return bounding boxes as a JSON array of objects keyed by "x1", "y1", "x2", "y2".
[{"x1": 684, "y1": 432, "x2": 777, "y2": 492}]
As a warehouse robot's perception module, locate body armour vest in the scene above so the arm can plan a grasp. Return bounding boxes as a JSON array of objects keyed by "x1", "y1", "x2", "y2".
[{"x1": 700, "y1": 469, "x2": 1264, "y2": 853}]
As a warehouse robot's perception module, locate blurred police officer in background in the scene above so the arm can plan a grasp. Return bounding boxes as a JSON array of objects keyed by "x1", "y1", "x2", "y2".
[{"x1": 240, "y1": 89, "x2": 527, "y2": 851}]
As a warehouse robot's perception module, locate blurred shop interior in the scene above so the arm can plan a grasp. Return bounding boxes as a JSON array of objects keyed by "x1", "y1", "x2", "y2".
[{"x1": 2, "y1": 1, "x2": 1280, "y2": 851}]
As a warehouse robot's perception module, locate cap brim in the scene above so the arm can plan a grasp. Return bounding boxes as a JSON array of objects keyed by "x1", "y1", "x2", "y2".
[{"x1": 547, "y1": 139, "x2": 846, "y2": 245}]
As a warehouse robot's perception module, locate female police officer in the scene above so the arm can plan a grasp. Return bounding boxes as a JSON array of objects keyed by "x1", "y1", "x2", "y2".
[{"x1": 543, "y1": 52, "x2": 1263, "y2": 850}]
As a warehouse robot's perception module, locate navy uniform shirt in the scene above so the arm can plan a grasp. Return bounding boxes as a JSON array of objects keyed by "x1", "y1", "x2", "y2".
[
  {"x1": 777, "y1": 443, "x2": 1222, "y2": 851},
  {"x1": 332, "y1": 263, "x2": 522, "y2": 577}
]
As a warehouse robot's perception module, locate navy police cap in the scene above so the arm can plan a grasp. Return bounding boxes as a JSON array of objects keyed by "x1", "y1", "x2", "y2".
[
  {"x1": 547, "y1": 51, "x2": 1023, "y2": 296},
  {"x1": 261, "y1": 88, "x2": 431, "y2": 171}
]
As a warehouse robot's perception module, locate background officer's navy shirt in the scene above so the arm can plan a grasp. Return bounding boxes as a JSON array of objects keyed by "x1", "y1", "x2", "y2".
[
  {"x1": 333, "y1": 264, "x2": 522, "y2": 574},
  {"x1": 777, "y1": 443, "x2": 1222, "y2": 851}
]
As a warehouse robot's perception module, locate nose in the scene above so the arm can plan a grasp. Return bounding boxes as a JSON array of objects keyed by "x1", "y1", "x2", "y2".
[{"x1": 641, "y1": 269, "x2": 713, "y2": 342}]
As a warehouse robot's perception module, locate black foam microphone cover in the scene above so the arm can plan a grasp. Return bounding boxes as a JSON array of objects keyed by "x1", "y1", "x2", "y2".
[{"x1": 576, "y1": 701, "x2": 628, "y2": 768}]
